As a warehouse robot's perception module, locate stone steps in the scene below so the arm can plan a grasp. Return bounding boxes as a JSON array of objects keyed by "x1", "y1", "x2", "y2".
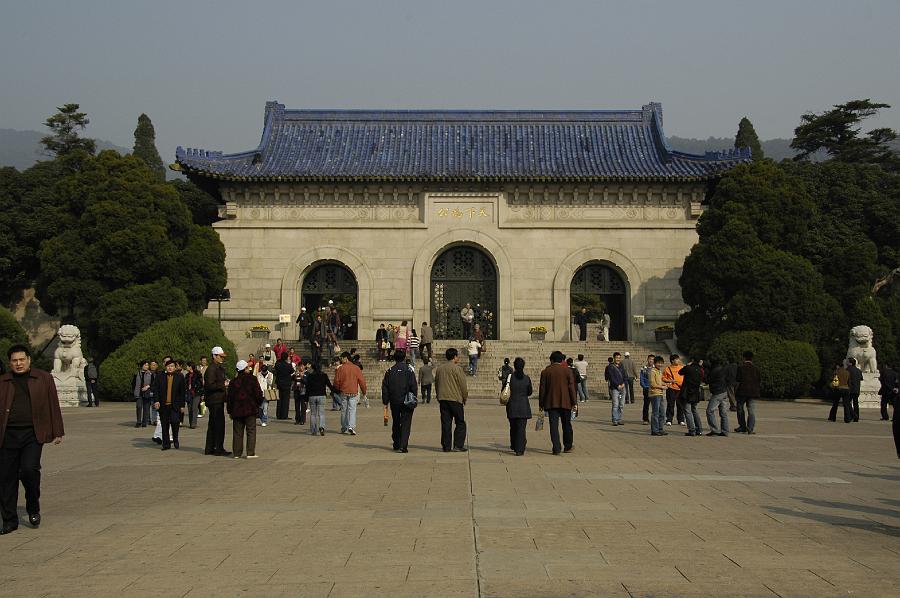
[{"x1": 265, "y1": 338, "x2": 667, "y2": 398}]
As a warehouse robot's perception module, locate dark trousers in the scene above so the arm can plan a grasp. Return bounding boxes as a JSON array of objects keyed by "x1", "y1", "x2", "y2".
[
  {"x1": 439, "y1": 400, "x2": 467, "y2": 450},
  {"x1": 665, "y1": 389, "x2": 683, "y2": 423},
  {"x1": 204, "y1": 402, "x2": 226, "y2": 453},
  {"x1": 848, "y1": 392, "x2": 860, "y2": 421},
  {"x1": 390, "y1": 404, "x2": 414, "y2": 450},
  {"x1": 508, "y1": 418, "x2": 527, "y2": 454},
  {"x1": 421, "y1": 384, "x2": 432, "y2": 404},
  {"x1": 86, "y1": 380, "x2": 98, "y2": 406},
  {"x1": 829, "y1": 390, "x2": 852, "y2": 422},
  {"x1": 578, "y1": 324, "x2": 587, "y2": 341},
  {"x1": 625, "y1": 379, "x2": 635, "y2": 403},
  {"x1": 0, "y1": 427, "x2": 42, "y2": 527},
  {"x1": 232, "y1": 415, "x2": 257, "y2": 457},
  {"x1": 422, "y1": 343, "x2": 432, "y2": 360},
  {"x1": 158, "y1": 405, "x2": 181, "y2": 448},
  {"x1": 641, "y1": 386, "x2": 650, "y2": 422},
  {"x1": 881, "y1": 396, "x2": 894, "y2": 420},
  {"x1": 277, "y1": 387, "x2": 291, "y2": 419},
  {"x1": 185, "y1": 395, "x2": 199, "y2": 428},
  {"x1": 137, "y1": 397, "x2": 152, "y2": 426},
  {"x1": 462, "y1": 322, "x2": 472, "y2": 340},
  {"x1": 294, "y1": 392, "x2": 308, "y2": 424},
  {"x1": 547, "y1": 408, "x2": 573, "y2": 453}
]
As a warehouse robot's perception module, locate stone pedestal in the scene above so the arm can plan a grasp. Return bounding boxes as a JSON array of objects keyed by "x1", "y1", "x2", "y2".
[
  {"x1": 55, "y1": 380, "x2": 87, "y2": 408},
  {"x1": 858, "y1": 373, "x2": 881, "y2": 409}
]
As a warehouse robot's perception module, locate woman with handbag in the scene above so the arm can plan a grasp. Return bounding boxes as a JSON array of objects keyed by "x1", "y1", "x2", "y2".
[
  {"x1": 505, "y1": 357, "x2": 533, "y2": 456},
  {"x1": 375, "y1": 324, "x2": 389, "y2": 362},
  {"x1": 395, "y1": 321, "x2": 409, "y2": 353}
]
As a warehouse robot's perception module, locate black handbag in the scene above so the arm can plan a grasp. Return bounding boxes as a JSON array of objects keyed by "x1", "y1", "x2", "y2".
[{"x1": 403, "y1": 391, "x2": 418, "y2": 409}]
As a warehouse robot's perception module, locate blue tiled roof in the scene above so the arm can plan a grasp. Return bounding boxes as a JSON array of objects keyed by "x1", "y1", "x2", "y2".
[{"x1": 175, "y1": 101, "x2": 750, "y2": 182}]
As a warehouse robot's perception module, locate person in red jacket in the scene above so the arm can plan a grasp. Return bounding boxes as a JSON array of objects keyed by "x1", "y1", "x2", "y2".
[{"x1": 227, "y1": 360, "x2": 264, "y2": 458}]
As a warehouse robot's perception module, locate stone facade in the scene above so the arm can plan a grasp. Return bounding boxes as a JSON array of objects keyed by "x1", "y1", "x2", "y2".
[{"x1": 205, "y1": 182, "x2": 704, "y2": 344}]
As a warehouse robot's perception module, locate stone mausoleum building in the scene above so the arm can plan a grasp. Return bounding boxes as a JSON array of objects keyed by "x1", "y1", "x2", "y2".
[{"x1": 175, "y1": 101, "x2": 748, "y2": 345}]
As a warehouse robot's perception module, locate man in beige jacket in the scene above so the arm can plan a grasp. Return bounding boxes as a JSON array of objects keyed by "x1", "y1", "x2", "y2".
[{"x1": 434, "y1": 348, "x2": 468, "y2": 452}]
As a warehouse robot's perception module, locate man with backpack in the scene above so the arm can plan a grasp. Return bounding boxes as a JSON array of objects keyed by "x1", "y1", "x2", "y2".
[{"x1": 381, "y1": 350, "x2": 418, "y2": 453}]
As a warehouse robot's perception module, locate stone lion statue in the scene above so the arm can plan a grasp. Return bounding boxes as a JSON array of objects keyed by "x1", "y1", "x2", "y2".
[
  {"x1": 846, "y1": 325, "x2": 878, "y2": 374},
  {"x1": 53, "y1": 324, "x2": 87, "y2": 384}
]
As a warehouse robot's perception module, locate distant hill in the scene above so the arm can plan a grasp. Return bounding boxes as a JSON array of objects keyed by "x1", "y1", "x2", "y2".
[
  {"x1": 0, "y1": 128, "x2": 131, "y2": 171},
  {"x1": 667, "y1": 136, "x2": 798, "y2": 161}
]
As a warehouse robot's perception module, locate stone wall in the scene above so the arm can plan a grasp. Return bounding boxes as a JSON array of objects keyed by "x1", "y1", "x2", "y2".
[{"x1": 205, "y1": 182, "x2": 702, "y2": 346}]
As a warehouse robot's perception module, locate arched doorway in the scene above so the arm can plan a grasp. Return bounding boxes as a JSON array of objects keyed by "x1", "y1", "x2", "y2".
[
  {"x1": 571, "y1": 263, "x2": 627, "y2": 340},
  {"x1": 301, "y1": 262, "x2": 358, "y2": 340},
  {"x1": 431, "y1": 246, "x2": 498, "y2": 339}
]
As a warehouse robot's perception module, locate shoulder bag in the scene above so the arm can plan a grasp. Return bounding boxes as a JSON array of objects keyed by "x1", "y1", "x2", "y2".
[{"x1": 499, "y1": 375, "x2": 511, "y2": 405}]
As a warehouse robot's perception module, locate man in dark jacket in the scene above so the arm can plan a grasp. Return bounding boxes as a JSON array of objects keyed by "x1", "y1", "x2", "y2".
[
  {"x1": 273, "y1": 352, "x2": 294, "y2": 420},
  {"x1": 605, "y1": 352, "x2": 626, "y2": 425},
  {"x1": 847, "y1": 357, "x2": 863, "y2": 423},
  {"x1": 879, "y1": 365, "x2": 898, "y2": 421},
  {"x1": 204, "y1": 346, "x2": 231, "y2": 456},
  {"x1": 574, "y1": 307, "x2": 590, "y2": 342},
  {"x1": 83, "y1": 357, "x2": 99, "y2": 407},
  {"x1": 678, "y1": 357, "x2": 704, "y2": 436},
  {"x1": 152, "y1": 359, "x2": 186, "y2": 451},
  {"x1": 296, "y1": 307, "x2": 311, "y2": 341},
  {"x1": 705, "y1": 361, "x2": 729, "y2": 436},
  {"x1": 0, "y1": 344, "x2": 65, "y2": 534},
  {"x1": 735, "y1": 351, "x2": 761, "y2": 434},
  {"x1": 382, "y1": 350, "x2": 418, "y2": 453},
  {"x1": 539, "y1": 351, "x2": 577, "y2": 454}
]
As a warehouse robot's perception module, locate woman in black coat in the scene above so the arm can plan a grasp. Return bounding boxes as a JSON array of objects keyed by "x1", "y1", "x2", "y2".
[{"x1": 505, "y1": 357, "x2": 533, "y2": 456}]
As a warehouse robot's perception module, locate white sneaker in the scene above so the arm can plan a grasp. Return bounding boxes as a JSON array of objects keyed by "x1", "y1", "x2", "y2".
[
  {"x1": 247, "y1": 455, "x2": 258, "y2": 459},
  {"x1": 679, "y1": 421, "x2": 686, "y2": 426},
  {"x1": 261, "y1": 422, "x2": 267, "y2": 427},
  {"x1": 348, "y1": 428, "x2": 356, "y2": 435},
  {"x1": 665, "y1": 421, "x2": 672, "y2": 426}
]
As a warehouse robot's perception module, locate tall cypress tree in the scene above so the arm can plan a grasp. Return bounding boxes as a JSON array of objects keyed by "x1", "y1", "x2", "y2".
[
  {"x1": 734, "y1": 116, "x2": 764, "y2": 161},
  {"x1": 132, "y1": 113, "x2": 166, "y2": 181}
]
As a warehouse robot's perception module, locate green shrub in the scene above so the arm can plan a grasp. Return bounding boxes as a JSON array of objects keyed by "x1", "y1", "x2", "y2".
[
  {"x1": 95, "y1": 279, "x2": 190, "y2": 357},
  {"x1": 98, "y1": 314, "x2": 235, "y2": 401},
  {"x1": 707, "y1": 331, "x2": 819, "y2": 399}
]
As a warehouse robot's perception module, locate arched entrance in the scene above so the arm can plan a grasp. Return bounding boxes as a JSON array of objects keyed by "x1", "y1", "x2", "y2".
[
  {"x1": 571, "y1": 263, "x2": 627, "y2": 340},
  {"x1": 301, "y1": 262, "x2": 358, "y2": 340},
  {"x1": 430, "y1": 245, "x2": 498, "y2": 339}
]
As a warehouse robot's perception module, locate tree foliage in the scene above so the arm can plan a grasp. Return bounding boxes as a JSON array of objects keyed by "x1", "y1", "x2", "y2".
[
  {"x1": 171, "y1": 180, "x2": 220, "y2": 226},
  {"x1": 132, "y1": 113, "x2": 166, "y2": 182},
  {"x1": 680, "y1": 112, "x2": 900, "y2": 385},
  {"x1": 98, "y1": 314, "x2": 236, "y2": 401},
  {"x1": 95, "y1": 279, "x2": 189, "y2": 357},
  {"x1": 791, "y1": 99, "x2": 899, "y2": 170},
  {"x1": 41, "y1": 104, "x2": 96, "y2": 158},
  {"x1": 734, "y1": 117, "x2": 764, "y2": 161},
  {"x1": 0, "y1": 306, "x2": 30, "y2": 370},
  {"x1": 34, "y1": 150, "x2": 226, "y2": 358}
]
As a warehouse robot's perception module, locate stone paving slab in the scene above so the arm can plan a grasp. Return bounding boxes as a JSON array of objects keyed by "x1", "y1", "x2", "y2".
[{"x1": 0, "y1": 400, "x2": 898, "y2": 597}]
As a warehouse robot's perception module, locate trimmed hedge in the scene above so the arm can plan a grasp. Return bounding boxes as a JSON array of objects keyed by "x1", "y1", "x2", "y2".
[
  {"x1": 707, "y1": 331, "x2": 819, "y2": 399},
  {"x1": 98, "y1": 314, "x2": 236, "y2": 401},
  {"x1": 95, "y1": 279, "x2": 190, "y2": 357}
]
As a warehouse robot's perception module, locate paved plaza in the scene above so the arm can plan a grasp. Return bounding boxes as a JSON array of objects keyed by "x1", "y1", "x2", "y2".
[{"x1": 1, "y1": 399, "x2": 898, "y2": 597}]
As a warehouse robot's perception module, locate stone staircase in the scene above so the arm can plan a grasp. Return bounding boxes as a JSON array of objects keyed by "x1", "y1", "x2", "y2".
[{"x1": 261, "y1": 338, "x2": 669, "y2": 399}]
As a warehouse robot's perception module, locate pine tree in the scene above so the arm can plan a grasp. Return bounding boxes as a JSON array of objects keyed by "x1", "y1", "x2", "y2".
[
  {"x1": 132, "y1": 113, "x2": 166, "y2": 182},
  {"x1": 734, "y1": 117, "x2": 764, "y2": 161},
  {"x1": 41, "y1": 104, "x2": 96, "y2": 157}
]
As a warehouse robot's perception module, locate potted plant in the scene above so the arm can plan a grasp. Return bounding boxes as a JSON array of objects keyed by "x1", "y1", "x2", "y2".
[
  {"x1": 654, "y1": 324, "x2": 674, "y2": 342},
  {"x1": 529, "y1": 326, "x2": 548, "y2": 342},
  {"x1": 249, "y1": 323, "x2": 271, "y2": 339}
]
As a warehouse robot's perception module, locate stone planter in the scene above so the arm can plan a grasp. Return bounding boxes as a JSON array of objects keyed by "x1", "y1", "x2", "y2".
[
  {"x1": 654, "y1": 329, "x2": 674, "y2": 342},
  {"x1": 250, "y1": 329, "x2": 270, "y2": 339},
  {"x1": 530, "y1": 331, "x2": 546, "y2": 342}
]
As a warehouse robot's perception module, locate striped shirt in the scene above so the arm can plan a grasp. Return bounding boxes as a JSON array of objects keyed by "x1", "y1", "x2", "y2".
[{"x1": 408, "y1": 335, "x2": 420, "y2": 350}]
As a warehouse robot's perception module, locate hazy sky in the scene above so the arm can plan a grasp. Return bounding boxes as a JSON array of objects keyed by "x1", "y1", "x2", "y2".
[{"x1": 2, "y1": 0, "x2": 898, "y2": 163}]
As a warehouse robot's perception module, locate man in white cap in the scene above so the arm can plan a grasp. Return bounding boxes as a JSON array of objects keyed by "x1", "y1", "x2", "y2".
[
  {"x1": 204, "y1": 346, "x2": 231, "y2": 457},
  {"x1": 622, "y1": 352, "x2": 637, "y2": 405},
  {"x1": 296, "y1": 307, "x2": 310, "y2": 342}
]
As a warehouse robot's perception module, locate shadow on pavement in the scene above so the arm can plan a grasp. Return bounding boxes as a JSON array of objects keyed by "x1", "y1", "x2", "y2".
[{"x1": 767, "y1": 506, "x2": 900, "y2": 538}]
